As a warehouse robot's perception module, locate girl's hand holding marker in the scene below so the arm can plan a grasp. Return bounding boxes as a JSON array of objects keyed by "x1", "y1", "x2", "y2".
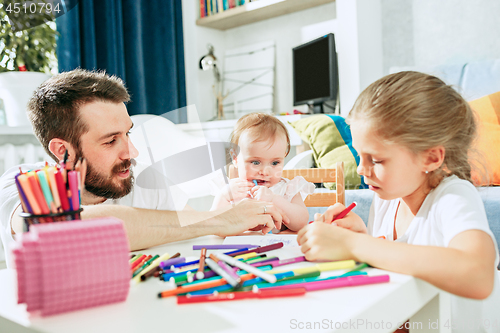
[{"x1": 313, "y1": 202, "x2": 367, "y2": 234}]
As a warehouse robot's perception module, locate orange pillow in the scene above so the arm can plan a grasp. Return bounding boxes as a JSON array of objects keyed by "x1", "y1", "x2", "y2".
[{"x1": 469, "y1": 91, "x2": 500, "y2": 186}]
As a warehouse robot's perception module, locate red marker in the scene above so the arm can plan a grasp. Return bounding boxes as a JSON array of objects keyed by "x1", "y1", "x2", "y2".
[
  {"x1": 332, "y1": 201, "x2": 357, "y2": 222},
  {"x1": 309, "y1": 202, "x2": 357, "y2": 224}
]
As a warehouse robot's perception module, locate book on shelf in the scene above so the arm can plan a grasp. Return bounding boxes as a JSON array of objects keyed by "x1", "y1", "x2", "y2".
[
  {"x1": 200, "y1": 0, "x2": 258, "y2": 19},
  {"x1": 200, "y1": 0, "x2": 206, "y2": 17}
]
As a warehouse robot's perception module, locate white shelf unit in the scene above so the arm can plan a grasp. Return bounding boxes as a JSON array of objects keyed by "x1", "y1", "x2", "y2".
[{"x1": 196, "y1": 0, "x2": 335, "y2": 30}]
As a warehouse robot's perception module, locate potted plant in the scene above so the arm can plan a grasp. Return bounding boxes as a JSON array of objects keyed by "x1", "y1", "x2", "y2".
[{"x1": 0, "y1": 3, "x2": 57, "y2": 126}]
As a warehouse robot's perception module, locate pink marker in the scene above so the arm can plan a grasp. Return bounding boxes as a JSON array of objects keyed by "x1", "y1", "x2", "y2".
[
  {"x1": 68, "y1": 171, "x2": 80, "y2": 211},
  {"x1": 266, "y1": 274, "x2": 390, "y2": 292},
  {"x1": 271, "y1": 256, "x2": 306, "y2": 268}
]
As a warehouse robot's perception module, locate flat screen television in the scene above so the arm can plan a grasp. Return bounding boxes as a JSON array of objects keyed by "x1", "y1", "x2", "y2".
[{"x1": 293, "y1": 33, "x2": 339, "y2": 113}]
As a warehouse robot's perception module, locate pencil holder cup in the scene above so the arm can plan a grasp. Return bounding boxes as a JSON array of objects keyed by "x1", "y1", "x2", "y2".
[{"x1": 20, "y1": 208, "x2": 84, "y2": 232}]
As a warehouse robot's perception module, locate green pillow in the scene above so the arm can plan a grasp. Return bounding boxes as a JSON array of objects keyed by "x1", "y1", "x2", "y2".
[{"x1": 289, "y1": 115, "x2": 367, "y2": 190}]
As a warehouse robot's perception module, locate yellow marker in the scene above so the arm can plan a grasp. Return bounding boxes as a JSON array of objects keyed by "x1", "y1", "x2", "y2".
[
  {"x1": 131, "y1": 252, "x2": 170, "y2": 284},
  {"x1": 233, "y1": 252, "x2": 258, "y2": 260},
  {"x1": 130, "y1": 253, "x2": 143, "y2": 263},
  {"x1": 269, "y1": 260, "x2": 356, "y2": 275}
]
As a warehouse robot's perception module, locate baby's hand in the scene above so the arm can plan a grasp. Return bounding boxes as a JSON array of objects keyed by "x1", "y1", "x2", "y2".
[
  {"x1": 223, "y1": 179, "x2": 254, "y2": 202},
  {"x1": 251, "y1": 186, "x2": 274, "y2": 202}
]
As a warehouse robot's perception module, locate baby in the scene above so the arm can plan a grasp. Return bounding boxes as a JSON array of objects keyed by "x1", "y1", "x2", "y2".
[{"x1": 211, "y1": 112, "x2": 314, "y2": 231}]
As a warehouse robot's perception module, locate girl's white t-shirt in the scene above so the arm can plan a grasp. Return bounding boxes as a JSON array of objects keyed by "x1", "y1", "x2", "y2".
[{"x1": 369, "y1": 175, "x2": 500, "y2": 333}]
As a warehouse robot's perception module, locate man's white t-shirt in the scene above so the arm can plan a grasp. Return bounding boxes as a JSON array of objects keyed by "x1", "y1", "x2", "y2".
[
  {"x1": 0, "y1": 162, "x2": 188, "y2": 268},
  {"x1": 369, "y1": 175, "x2": 500, "y2": 333}
]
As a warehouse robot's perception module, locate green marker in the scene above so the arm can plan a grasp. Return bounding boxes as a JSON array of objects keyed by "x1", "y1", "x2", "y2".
[
  {"x1": 349, "y1": 262, "x2": 369, "y2": 272},
  {"x1": 244, "y1": 256, "x2": 275, "y2": 264},
  {"x1": 170, "y1": 271, "x2": 195, "y2": 284},
  {"x1": 132, "y1": 255, "x2": 159, "y2": 278},
  {"x1": 280, "y1": 270, "x2": 321, "y2": 281},
  {"x1": 36, "y1": 170, "x2": 55, "y2": 212}
]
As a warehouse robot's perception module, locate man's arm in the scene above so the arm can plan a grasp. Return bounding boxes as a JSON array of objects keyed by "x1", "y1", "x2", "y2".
[{"x1": 12, "y1": 199, "x2": 285, "y2": 251}]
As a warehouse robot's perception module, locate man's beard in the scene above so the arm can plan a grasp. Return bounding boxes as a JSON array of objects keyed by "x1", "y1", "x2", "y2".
[{"x1": 83, "y1": 159, "x2": 134, "y2": 200}]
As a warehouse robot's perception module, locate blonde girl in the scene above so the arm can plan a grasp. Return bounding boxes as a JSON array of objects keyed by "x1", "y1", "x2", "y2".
[{"x1": 298, "y1": 72, "x2": 499, "y2": 332}]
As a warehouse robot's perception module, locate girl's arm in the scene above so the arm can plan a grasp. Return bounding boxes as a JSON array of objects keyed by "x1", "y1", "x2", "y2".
[{"x1": 297, "y1": 223, "x2": 497, "y2": 299}]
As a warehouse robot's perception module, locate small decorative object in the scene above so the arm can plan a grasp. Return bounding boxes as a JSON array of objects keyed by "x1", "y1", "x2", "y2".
[
  {"x1": 199, "y1": 44, "x2": 228, "y2": 120},
  {"x1": 213, "y1": 85, "x2": 229, "y2": 120}
]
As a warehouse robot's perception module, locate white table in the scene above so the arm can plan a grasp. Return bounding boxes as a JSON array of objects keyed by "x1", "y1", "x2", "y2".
[{"x1": 0, "y1": 235, "x2": 450, "y2": 333}]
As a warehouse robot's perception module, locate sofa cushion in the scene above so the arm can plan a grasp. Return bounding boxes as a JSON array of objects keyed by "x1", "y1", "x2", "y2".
[
  {"x1": 289, "y1": 115, "x2": 367, "y2": 190},
  {"x1": 469, "y1": 91, "x2": 500, "y2": 186}
]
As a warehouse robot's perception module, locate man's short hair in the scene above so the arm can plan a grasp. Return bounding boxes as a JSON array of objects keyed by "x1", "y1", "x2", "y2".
[{"x1": 27, "y1": 69, "x2": 130, "y2": 162}]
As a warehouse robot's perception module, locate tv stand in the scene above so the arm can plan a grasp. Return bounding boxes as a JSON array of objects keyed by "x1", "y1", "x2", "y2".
[{"x1": 308, "y1": 103, "x2": 324, "y2": 114}]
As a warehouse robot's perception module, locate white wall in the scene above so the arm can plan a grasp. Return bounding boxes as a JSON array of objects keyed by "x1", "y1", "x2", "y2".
[
  {"x1": 182, "y1": 1, "x2": 343, "y2": 121},
  {"x1": 183, "y1": 0, "x2": 500, "y2": 122},
  {"x1": 182, "y1": 0, "x2": 384, "y2": 120},
  {"x1": 382, "y1": 0, "x2": 500, "y2": 73},
  {"x1": 182, "y1": 0, "x2": 225, "y2": 123},
  {"x1": 223, "y1": 3, "x2": 337, "y2": 117}
]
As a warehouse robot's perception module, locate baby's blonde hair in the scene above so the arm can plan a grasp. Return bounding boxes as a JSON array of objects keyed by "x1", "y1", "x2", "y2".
[
  {"x1": 348, "y1": 71, "x2": 478, "y2": 187},
  {"x1": 230, "y1": 112, "x2": 291, "y2": 157}
]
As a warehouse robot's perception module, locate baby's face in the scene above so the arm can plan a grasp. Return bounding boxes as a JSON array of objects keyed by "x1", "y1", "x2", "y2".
[{"x1": 233, "y1": 131, "x2": 287, "y2": 188}]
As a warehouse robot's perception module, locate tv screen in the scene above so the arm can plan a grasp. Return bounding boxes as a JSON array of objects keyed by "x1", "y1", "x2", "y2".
[{"x1": 293, "y1": 33, "x2": 338, "y2": 111}]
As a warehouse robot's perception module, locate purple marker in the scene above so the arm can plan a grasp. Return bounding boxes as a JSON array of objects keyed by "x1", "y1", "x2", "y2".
[
  {"x1": 271, "y1": 256, "x2": 306, "y2": 268},
  {"x1": 172, "y1": 248, "x2": 258, "y2": 270},
  {"x1": 229, "y1": 242, "x2": 284, "y2": 257},
  {"x1": 159, "y1": 257, "x2": 186, "y2": 270},
  {"x1": 193, "y1": 244, "x2": 259, "y2": 250},
  {"x1": 15, "y1": 174, "x2": 32, "y2": 213},
  {"x1": 192, "y1": 267, "x2": 239, "y2": 282}
]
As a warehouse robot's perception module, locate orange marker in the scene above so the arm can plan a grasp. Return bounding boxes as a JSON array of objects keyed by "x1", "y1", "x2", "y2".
[
  {"x1": 132, "y1": 255, "x2": 152, "y2": 272},
  {"x1": 17, "y1": 174, "x2": 41, "y2": 215},
  {"x1": 27, "y1": 173, "x2": 50, "y2": 215},
  {"x1": 46, "y1": 167, "x2": 62, "y2": 212},
  {"x1": 196, "y1": 248, "x2": 207, "y2": 280},
  {"x1": 158, "y1": 273, "x2": 256, "y2": 298},
  {"x1": 130, "y1": 255, "x2": 148, "y2": 271}
]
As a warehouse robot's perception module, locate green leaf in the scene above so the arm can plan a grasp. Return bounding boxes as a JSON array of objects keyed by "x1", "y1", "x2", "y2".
[{"x1": 0, "y1": 3, "x2": 57, "y2": 73}]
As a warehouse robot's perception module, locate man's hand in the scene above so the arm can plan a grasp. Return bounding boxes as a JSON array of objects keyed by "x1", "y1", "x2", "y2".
[{"x1": 213, "y1": 199, "x2": 289, "y2": 236}]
